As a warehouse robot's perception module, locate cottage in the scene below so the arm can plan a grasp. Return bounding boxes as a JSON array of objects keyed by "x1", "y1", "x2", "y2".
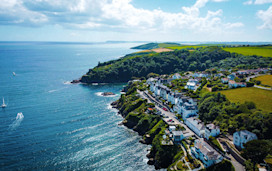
[
  {"x1": 233, "y1": 130, "x2": 258, "y2": 149},
  {"x1": 227, "y1": 74, "x2": 236, "y2": 80},
  {"x1": 221, "y1": 78, "x2": 229, "y2": 84},
  {"x1": 172, "y1": 73, "x2": 181, "y2": 79},
  {"x1": 172, "y1": 131, "x2": 184, "y2": 142},
  {"x1": 237, "y1": 70, "x2": 249, "y2": 75},
  {"x1": 186, "y1": 79, "x2": 199, "y2": 91},
  {"x1": 205, "y1": 124, "x2": 220, "y2": 140},
  {"x1": 146, "y1": 77, "x2": 157, "y2": 85},
  {"x1": 185, "y1": 117, "x2": 205, "y2": 137},
  {"x1": 191, "y1": 138, "x2": 223, "y2": 168},
  {"x1": 229, "y1": 80, "x2": 246, "y2": 88}
]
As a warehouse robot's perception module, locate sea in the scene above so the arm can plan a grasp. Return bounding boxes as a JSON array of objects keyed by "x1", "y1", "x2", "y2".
[{"x1": 0, "y1": 42, "x2": 156, "y2": 171}]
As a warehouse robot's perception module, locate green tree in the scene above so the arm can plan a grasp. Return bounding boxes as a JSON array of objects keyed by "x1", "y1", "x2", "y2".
[{"x1": 242, "y1": 140, "x2": 272, "y2": 163}]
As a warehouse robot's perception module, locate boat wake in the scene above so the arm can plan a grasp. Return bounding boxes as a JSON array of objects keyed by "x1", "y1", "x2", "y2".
[
  {"x1": 9, "y1": 112, "x2": 24, "y2": 130},
  {"x1": 48, "y1": 87, "x2": 67, "y2": 93},
  {"x1": 63, "y1": 81, "x2": 72, "y2": 85}
]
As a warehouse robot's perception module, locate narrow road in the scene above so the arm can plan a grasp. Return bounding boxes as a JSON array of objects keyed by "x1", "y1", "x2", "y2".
[
  {"x1": 138, "y1": 90, "x2": 196, "y2": 137},
  {"x1": 254, "y1": 85, "x2": 272, "y2": 90}
]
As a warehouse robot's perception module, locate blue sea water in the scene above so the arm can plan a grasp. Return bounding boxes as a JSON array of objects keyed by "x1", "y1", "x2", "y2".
[{"x1": 0, "y1": 42, "x2": 156, "y2": 170}]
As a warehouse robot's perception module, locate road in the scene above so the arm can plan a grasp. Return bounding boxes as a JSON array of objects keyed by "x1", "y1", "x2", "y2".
[
  {"x1": 246, "y1": 74, "x2": 272, "y2": 90},
  {"x1": 218, "y1": 138, "x2": 245, "y2": 171},
  {"x1": 138, "y1": 90, "x2": 196, "y2": 137},
  {"x1": 254, "y1": 85, "x2": 272, "y2": 90}
]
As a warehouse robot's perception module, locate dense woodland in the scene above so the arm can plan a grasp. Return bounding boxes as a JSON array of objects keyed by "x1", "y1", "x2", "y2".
[{"x1": 80, "y1": 47, "x2": 272, "y2": 83}]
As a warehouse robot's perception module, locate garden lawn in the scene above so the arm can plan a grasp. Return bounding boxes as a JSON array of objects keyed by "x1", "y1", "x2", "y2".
[
  {"x1": 254, "y1": 75, "x2": 272, "y2": 86},
  {"x1": 223, "y1": 46, "x2": 272, "y2": 57},
  {"x1": 219, "y1": 87, "x2": 272, "y2": 112}
]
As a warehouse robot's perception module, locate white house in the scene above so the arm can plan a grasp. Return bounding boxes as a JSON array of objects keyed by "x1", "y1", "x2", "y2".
[
  {"x1": 185, "y1": 117, "x2": 205, "y2": 137},
  {"x1": 146, "y1": 77, "x2": 157, "y2": 85},
  {"x1": 180, "y1": 102, "x2": 198, "y2": 119},
  {"x1": 191, "y1": 138, "x2": 223, "y2": 168},
  {"x1": 172, "y1": 131, "x2": 184, "y2": 142},
  {"x1": 228, "y1": 80, "x2": 246, "y2": 88},
  {"x1": 233, "y1": 130, "x2": 258, "y2": 149},
  {"x1": 205, "y1": 124, "x2": 220, "y2": 140},
  {"x1": 227, "y1": 74, "x2": 236, "y2": 80},
  {"x1": 221, "y1": 78, "x2": 229, "y2": 84},
  {"x1": 172, "y1": 73, "x2": 181, "y2": 79},
  {"x1": 169, "y1": 126, "x2": 176, "y2": 133},
  {"x1": 186, "y1": 79, "x2": 199, "y2": 91}
]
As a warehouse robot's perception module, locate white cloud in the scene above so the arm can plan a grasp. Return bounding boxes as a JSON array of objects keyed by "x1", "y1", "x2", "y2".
[
  {"x1": 244, "y1": 0, "x2": 272, "y2": 5},
  {"x1": 244, "y1": 0, "x2": 253, "y2": 5},
  {"x1": 225, "y1": 22, "x2": 244, "y2": 29},
  {"x1": 257, "y1": 5, "x2": 272, "y2": 29},
  {"x1": 255, "y1": 0, "x2": 272, "y2": 4},
  {"x1": 0, "y1": 0, "x2": 243, "y2": 37}
]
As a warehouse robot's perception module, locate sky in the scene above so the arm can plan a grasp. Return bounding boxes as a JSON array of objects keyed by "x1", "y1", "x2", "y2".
[{"x1": 0, "y1": 0, "x2": 272, "y2": 42}]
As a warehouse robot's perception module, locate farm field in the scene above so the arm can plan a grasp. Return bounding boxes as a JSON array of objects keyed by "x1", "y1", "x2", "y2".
[
  {"x1": 166, "y1": 45, "x2": 207, "y2": 50},
  {"x1": 223, "y1": 46, "x2": 272, "y2": 57},
  {"x1": 219, "y1": 87, "x2": 272, "y2": 112},
  {"x1": 254, "y1": 75, "x2": 272, "y2": 86}
]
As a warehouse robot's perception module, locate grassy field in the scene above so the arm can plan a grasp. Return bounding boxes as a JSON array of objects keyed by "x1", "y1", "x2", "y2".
[
  {"x1": 219, "y1": 87, "x2": 272, "y2": 112},
  {"x1": 223, "y1": 46, "x2": 272, "y2": 57},
  {"x1": 166, "y1": 45, "x2": 207, "y2": 50},
  {"x1": 254, "y1": 75, "x2": 272, "y2": 86}
]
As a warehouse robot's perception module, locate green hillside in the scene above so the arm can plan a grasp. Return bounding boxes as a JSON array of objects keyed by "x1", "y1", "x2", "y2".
[
  {"x1": 131, "y1": 42, "x2": 181, "y2": 50},
  {"x1": 80, "y1": 47, "x2": 272, "y2": 83},
  {"x1": 223, "y1": 46, "x2": 272, "y2": 57}
]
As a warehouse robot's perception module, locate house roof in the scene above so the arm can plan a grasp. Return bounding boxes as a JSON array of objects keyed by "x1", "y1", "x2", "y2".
[
  {"x1": 186, "y1": 117, "x2": 205, "y2": 131},
  {"x1": 173, "y1": 131, "x2": 183, "y2": 136},
  {"x1": 169, "y1": 126, "x2": 176, "y2": 129},
  {"x1": 195, "y1": 138, "x2": 222, "y2": 160},
  {"x1": 229, "y1": 80, "x2": 236, "y2": 84},
  {"x1": 187, "y1": 82, "x2": 196, "y2": 86},
  {"x1": 235, "y1": 130, "x2": 258, "y2": 140},
  {"x1": 206, "y1": 123, "x2": 219, "y2": 131}
]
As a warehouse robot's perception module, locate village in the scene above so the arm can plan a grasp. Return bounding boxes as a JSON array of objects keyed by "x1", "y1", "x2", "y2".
[{"x1": 133, "y1": 68, "x2": 271, "y2": 170}]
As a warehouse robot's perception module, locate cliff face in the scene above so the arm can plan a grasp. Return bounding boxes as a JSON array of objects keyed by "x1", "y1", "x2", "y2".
[{"x1": 112, "y1": 81, "x2": 183, "y2": 169}]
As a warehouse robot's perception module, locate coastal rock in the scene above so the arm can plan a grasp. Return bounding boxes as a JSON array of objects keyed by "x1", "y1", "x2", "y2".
[
  {"x1": 101, "y1": 92, "x2": 115, "y2": 96},
  {"x1": 146, "y1": 152, "x2": 152, "y2": 158},
  {"x1": 111, "y1": 101, "x2": 118, "y2": 108},
  {"x1": 147, "y1": 158, "x2": 155, "y2": 165},
  {"x1": 71, "y1": 79, "x2": 80, "y2": 84},
  {"x1": 139, "y1": 139, "x2": 146, "y2": 144}
]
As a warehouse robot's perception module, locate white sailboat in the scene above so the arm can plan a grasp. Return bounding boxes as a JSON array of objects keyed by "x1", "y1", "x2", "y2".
[
  {"x1": 1, "y1": 98, "x2": 7, "y2": 108},
  {"x1": 13, "y1": 72, "x2": 16, "y2": 76}
]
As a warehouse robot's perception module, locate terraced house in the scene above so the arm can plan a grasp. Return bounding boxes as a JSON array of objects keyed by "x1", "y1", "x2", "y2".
[{"x1": 191, "y1": 138, "x2": 223, "y2": 168}]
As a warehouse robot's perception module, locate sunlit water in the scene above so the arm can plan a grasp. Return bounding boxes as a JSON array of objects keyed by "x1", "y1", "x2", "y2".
[{"x1": 0, "y1": 42, "x2": 156, "y2": 170}]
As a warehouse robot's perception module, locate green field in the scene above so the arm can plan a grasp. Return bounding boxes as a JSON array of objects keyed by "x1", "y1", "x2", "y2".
[
  {"x1": 166, "y1": 45, "x2": 207, "y2": 50},
  {"x1": 223, "y1": 46, "x2": 272, "y2": 57},
  {"x1": 254, "y1": 75, "x2": 272, "y2": 86},
  {"x1": 220, "y1": 87, "x2": 272, "y2": 112}
]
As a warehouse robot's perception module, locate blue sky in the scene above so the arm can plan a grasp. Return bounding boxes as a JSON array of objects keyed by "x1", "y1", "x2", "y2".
[{"x1": 0, "y1": 0, "x2": 271, "y2": 42}]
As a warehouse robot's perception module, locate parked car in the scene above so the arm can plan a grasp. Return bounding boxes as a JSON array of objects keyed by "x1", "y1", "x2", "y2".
[{"x1": 163, "y1": 108, "x2": 167, "y2": 111}]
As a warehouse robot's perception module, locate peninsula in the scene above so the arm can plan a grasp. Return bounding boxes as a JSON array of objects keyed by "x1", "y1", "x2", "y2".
[{"x1": 80, "y1": 42, "x2": 272, "y2": 170}]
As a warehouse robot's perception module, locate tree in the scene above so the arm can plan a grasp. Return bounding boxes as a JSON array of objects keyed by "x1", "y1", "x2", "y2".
[
  {"x1": 147, "y1": 72, "x2": 159, "y2": 78},
  {"x1": 242, "y1": 140, "x2": 272, "y2": 163}
]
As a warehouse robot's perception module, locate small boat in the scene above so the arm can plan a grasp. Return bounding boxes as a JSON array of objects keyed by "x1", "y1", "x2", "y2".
[
  {"x1": 13, "y1": 72, "x2": 16, "y2": 76},
  {"x1": 1, "y1": 98, "x2": 7, "y2": 108}
]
